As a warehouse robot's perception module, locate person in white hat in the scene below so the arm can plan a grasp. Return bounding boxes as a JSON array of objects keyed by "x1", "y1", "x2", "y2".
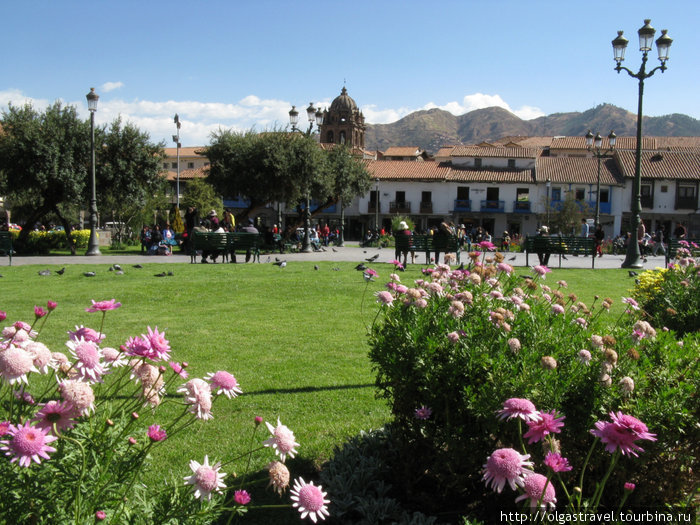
[{"x1": 395, "y1": 221, "x2": 413, "y2": 267}]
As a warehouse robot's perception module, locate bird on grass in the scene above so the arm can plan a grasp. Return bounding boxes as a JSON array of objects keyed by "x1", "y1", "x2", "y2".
[
  {"x1": 133, "y1": 264, "x2": 143, "y2": 269},
  {"x1": 365, "y1": 254, "x2": 379, "y2": 262},
  {"x1": 332, "y1": 248, "x2": 338, "y2": 252},
  {"x1": 167, "y1": 271, "x2": 174, "y2": 276},
  {"x1": 273, "y1": 260, "x2": 287, "y2": 268},
  {"x1": 115, "y1": 270, "x2": 124, "y2": 275},
  {"x1": 154, "y1": 272, "x2": 166, "y2": 277},
  {"x1": 83, "y1": 271, "x2": 96, "y2": 277},
  {"x1": 331, "y1": 267, "x2": 340, "y2": 271},
  {"x1": 38, "y1": 269, "x2": 52, "y2": 276},
  {"x1": 508, "y1": 255, "x2": 516, "y2": 261},
  {"x1": 113, "y1": 264, "x2": 122, "y2": 271},
  {"x1": 355, "y1": 263, "x2": 367, "y2": 271},
  {"x1": 265, "y1": 256, "x2": 271, "y2": 263},
  {"x1": 314, "y1": 265, "x2": 319, "y2": 270},
  {"x1": 628, "y1": 270, "x2": 638, "y2": 277},
  {"x1": 55, "y1": 267, "x2": 66, "y2": 275}
]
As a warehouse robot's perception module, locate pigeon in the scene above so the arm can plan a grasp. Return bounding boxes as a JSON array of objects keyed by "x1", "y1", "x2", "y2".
[
  {"x1": 332, "y1": 267, "x2": 340, "y2": 271},
  {"x1": 273, "y1": 260, "x2": 287, "y2": 267},
  {"x1": 133, "y1": 264, "x2": 143, "y2": 269},
  {"x1": 355, "y1": 263, "x2": 367, "y2": 271},
  {"x1": 38, "y1": 269, "x2": 52, "y2": 276},
  {"x1": 265, "y1": 256, "x2": 271, "y2": 263},
  {"x1": 154, "y1": 272, "x2": 166, "y2": 277},
  {"x1": 628, "y1": 270, "x2": 638, "y2": 277},
  {"x1": 167, "y1": 271, "x2": 174, "y2": 276},
  {"x1": 83, "y1": 271, "x2": 96, "y2": 277},
  {"x1": 56, "y1": 267, "x2": 66, "y2": 275},
  {"x1": 363, "y1": 251, "x2": 367, "y2": 254},
  {"x1": 635, "y1": 279, "x2": 641, "y2": 285},
  {"x1": 113, "y1": 264, "x2": 122, "y2": 271},
  {"x1": 332, "y1": 248, "x2": 338, "y2": 252},
  {"x1": 115, "y1": 270, "x2": 124, "y2": 275},
  {"x1": 366, "y1": 254, "x2": 379, "y2": 262},
  {"x1": 562, "y1": 255, "x2": 568, "y2": 260},
  {"x1": 108, "y1": 266, "x2": 114, "y2": 271},
  {"x1": 508, "y1": 255, "x2": 516, "y2": 261},
  {"x1": 314, "y1": 265, "x2": 319, "y2": 270},
  {"x1": 275, "y1": 257, "x2": 281, "y2": 262},
  {"x1": 363, "y1": 272, "x2": 375, "y2": 282}
]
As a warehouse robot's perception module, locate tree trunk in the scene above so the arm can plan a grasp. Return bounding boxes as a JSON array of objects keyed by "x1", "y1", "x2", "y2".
[{"x1": 52, "y1": 205, "x2": 77, "y2": 255}]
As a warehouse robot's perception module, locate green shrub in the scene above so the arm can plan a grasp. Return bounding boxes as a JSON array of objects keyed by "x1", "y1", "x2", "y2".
[
  {"x1": 633, "y1": 253, "x2": 700, "y2": 335},
  {"x1": 9, "y1": 229, "x2": 91, "y2": 254},
  {"x1": 368, "y1": 255, "x2": 699, "y2": 519}
]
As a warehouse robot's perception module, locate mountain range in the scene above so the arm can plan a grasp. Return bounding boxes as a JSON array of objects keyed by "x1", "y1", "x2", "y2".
[{"x1": 364, "y1": 103, "x2": 700, "y2": 154}]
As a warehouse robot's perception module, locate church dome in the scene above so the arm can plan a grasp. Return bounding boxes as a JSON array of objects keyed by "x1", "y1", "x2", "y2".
[{"x1": 329, "y1": 87, "x2": 358, "y2": 113}]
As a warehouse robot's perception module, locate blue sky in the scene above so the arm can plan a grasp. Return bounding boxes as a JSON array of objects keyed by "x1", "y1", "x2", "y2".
[{"x1": 2, "y1": 0, "x2": 698, "y2": 147}]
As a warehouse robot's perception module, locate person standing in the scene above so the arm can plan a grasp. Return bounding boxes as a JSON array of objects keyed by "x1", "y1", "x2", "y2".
[
  {"x1": 536, "y1": 226, "x2": 551, "y2": 266},
  {"x1": 594, "y1": 224, "x2": 605, "y2": 258},
  {"x1": 577, "y1": 218, "x2": 590, "y2": 256},
  {"x1": 652, "y1": 226, "x2": 666, "y2": 256}
]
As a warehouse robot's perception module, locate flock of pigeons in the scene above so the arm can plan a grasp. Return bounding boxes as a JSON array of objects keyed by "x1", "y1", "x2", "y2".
[{"x1": 35, "y1": 264, "x2": 175, "y2": 278}]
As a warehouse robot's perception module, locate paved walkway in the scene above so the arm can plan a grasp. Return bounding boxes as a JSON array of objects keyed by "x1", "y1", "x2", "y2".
[{"x1": 2, "y1": 246, "x2": 669, "y2": 271}]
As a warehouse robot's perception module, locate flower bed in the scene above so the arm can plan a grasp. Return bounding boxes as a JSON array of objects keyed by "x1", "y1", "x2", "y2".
[{"x1": 367, "y1": 251, "x2": 699, "y2": 521}]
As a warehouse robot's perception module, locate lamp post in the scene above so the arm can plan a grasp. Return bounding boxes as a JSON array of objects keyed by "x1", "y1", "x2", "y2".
[
  {"x1": 585, "y1": 130, "x2": 616, "y2": 230},
  {"x1": 289, "y1": 102, "x2": 324, "y2": 253},
  {"x1": 612, "y1": 19, "x2": 672, "y2": 268},
  {"x1": 173, "y1": 114, "x2": 181, "y2": 209},
  {"x1": 374, "y1": 178, "x2": 380, "y2": 233},
  {"x1": 85, "y1": 88, "x2": 101, "y2": 256},
  {"x1": 545, "y1": 178, "x2": 551, "y2": 228}
]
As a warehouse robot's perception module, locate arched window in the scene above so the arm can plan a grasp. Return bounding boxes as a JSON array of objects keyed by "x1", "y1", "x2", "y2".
[
  {"x1": 339, "y1": 131, "x2": 346, "y2": 144},
  {"x1": 326, "y1": 131, "x2": 334, "y2": 143}
]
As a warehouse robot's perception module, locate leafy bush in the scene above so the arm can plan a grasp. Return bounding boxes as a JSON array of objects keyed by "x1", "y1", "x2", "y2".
[
  {"x1": 633, "y1": 251, "x2": 700, "y2": 335},
  {"x1": 9, "y1": 229, "x2": 90, "y2": 254},
  {"x1": 368, "y1": 253, "x2": 699, "y2": 520}
]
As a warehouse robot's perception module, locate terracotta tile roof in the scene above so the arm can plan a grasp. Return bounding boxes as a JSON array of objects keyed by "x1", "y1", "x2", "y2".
[
  {"x1": 451, "y1": 146, "x2": 539, "y2": 158},
  {"x1": 163, "y1": 147, "x2": 207, "y2": 157},
  {"x1": 435, "y1": 146, "x2": 457, "y2": 157},
  {"x1": 498, "y1": 136, "x2": 554, "y2": 148},
  {"x1": 536, "y1": 156, "x2": 624, "y2": 185},
  {"x1": 364, "y1": 160, "x2": 450, "y2": 180},
  {"x1": 164, "y1": 166, "x2": 209, "y2": 181},
  {"x1": 654, "y1": 137, "x2": 700, "y2": 150},
  {"x1": 382, "y1": 146, "x2": 423, "y2": 156},
  {"x1": 447, "y1": 168, "x2": 535, "y2": 183},
  {"x1": 550, "y1": 136, "x2": 656, "y2": 151},
  {"x1": 615, "y1": 150, "x2": 700, "y2": 180}
]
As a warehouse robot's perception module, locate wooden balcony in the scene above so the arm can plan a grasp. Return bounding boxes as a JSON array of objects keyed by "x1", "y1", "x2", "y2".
[
  {"x1": 419, "y1": 201, "x2": 433, "y2": 214},
  {"x1": 389, "y1": 201, "x2": 411, "y2": 214}
]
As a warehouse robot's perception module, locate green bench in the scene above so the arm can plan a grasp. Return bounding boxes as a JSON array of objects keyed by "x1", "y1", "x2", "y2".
[
  {"x1": 665, "y1": 238, "x2": 699, "y2": 266},
  {"x1": 394, "y1": 234, "x2": 461, "y2": 265},
  {"x1": 524, "y1": 235, "x2": 596, "y2": 268},
  {"x1": 0, "y1": 231, "x2": 12, "y2": 265},
  {"x1": 190, "y1": 232, "x2": 263, "y2": 263}
]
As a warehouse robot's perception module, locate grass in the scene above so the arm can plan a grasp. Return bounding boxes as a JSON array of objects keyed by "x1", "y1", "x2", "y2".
[{"x1": 0, "y1": 260, "x2": 638, "y2": 523}]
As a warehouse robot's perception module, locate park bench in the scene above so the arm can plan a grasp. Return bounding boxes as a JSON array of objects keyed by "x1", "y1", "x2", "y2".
[
  {"x1": 394, "y1": 234, "x2": 461, "y2": 265},
  {"x1": 524, "y1": 235, "x2": 596, "y2": 268},
  {"x1": 665, "y1": 238, "x2": 700, "y2": 266},
  {"x1": 190, "y1": 232, "x2": 232, "y2": 263},
  {"x1": 0, "y1": 231, "x2": 13, "y2": 265},
  {"x1": 229, "y1": 232, "x2": 263, "y2": 263}
]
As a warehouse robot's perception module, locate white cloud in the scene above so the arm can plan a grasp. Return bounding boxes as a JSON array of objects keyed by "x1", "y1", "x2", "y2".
[
  {"x1": 422, "y1": 93, "x2": 545, "y2": 121},
  {"x1": 101, "y1": 81, "x2": 124, "y2": 93}
]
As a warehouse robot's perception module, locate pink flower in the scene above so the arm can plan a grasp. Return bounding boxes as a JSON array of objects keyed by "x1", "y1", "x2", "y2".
[
  {"x1": 0, "y1": 346, "x2": 38, "y2": 384},
  {"x1": 624, "y1": 482, "x2": 636, "y2": 491},
  {"x1": 263, "y1": 418, "x2": 300, "y2": 462},
  {"x1": 498, "y1": 398, "x2": 541, "y2": 422},
  {"x1": 169, "y1": 361, "x2": 189, "y2": 379},
  {"x1": 58, "y1": 380, "x2": 95, "y2": 416},
  {"x1": 577, "y1": 349, "x2": 592, "y2": 365},
  {"x1": 0, "y1": 311, "x2": 6, "y2": 322},
  {"x1": 66, "y1": 338, "x2": 105, "y2": 382},
  {"x1": 0, "y1": 421, "x2": 10, "y2": 435},
  {"x1": 515, "y1": 473, "x2": 557, "y2": 509},
  {"x1": 479, "y1": 241, "x2": 496, "y2": 251},
  {"x1": 33, "y1": 400, "x2": 76, "y2": 434},
  {"x1": 590, "y1": 411, "x2": 657, "y2": 457},
  {"x1": 184, "y1": 455, "x2": 226, "y2": 500},
  {"x1": 255, "y1": 416, "x2": 263, "y2": 426},
  {"x1": 68, "y1": 325, "x2": 105, "y2": 344},
  {"x1": 497, "y1": 262, "x2": 514, "y2": 274},
  {"x1": 532, "y1": 265, "x2": 552, "y2": 278},
  {"x1": 234, "y1": 490, "x2": 251, "y2": 505},
  {"x1": 414, "y1": 406, "x2": 432, "y2": 420},
  {"x1": 47, "y1": 301, "x2": 57, "y2": 311},
  {"x1": 85, "y1": 299, "x2": 121, "y2": 313},
  {"x1": 388, "y1": 259, "x2": 404, "y2": 270},
  {"x1": 375, "y1": 291, "x2": 394, "y2": 307},
  {"x1": 205, "y1": 371, "x2": 242, "y2": 399},
  {"x1": 95, "y1": 510, "x2": 106, "y2": 521},
  {"x1": 364, "y1": 268, "x2": 378, "y2": 278},
  {"x1": 147, "y1": 424, "x2": 167, "y2": 442},
  {"x1": 551, "y1": 304, "x2": 565, "y2": 315},
  {"x1": 507, "y1": 338, "x2": 521, "y2": 353},
  {"x1": 622, "y1": 297, "x2": 640, "y2": 311},
  {"x1": 144, "y1": 326, "x2": 170, "y2": 361},
  {"x1": 34, "y1": 306, "x2": 47, "y2": 319},
  {"x1": 544, "y1": 452, "x2": 572, "y2": 472},
  {"x1": 290, "y1": 478, "x2": 330, "y2": 523},
  {"x1": 178, "y1": 378, "x2": 213, "y2": 420},
  {"x1": 447, "y1": 331, "x2": 460, "y2": 344},
  {"x1": 25, "y1": 341, "x2": 52, "y2": 374},
  {"x1": 523, "y1": 410, "x2": 565, "y2": 444},
  {"x1": 482, "y1": 448, "x2": 534, "y2": 493},
  {"x1": 0, "y1": 421, "x2": 58, "y2": 467}
]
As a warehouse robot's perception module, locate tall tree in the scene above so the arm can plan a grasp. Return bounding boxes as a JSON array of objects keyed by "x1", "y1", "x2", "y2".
[
  {"x1": 0, "y1": 102, "x2": 90, "y2": 252},
  {"x1": 96, "y1": 117, "x2": 166, "y2": 242}
]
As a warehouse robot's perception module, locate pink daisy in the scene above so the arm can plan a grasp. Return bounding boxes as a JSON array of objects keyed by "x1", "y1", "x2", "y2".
[
  {"x1": 0, "y1": 346, "x2": 38, "y2": 385},
  {"x1": 290, "y1": 477, "x2": 330, "y2": 523},
  {"x1": 544, "y1": 452, "x2": 572, "y2": 473},
  {"x1": 551, "y1": 304, "x2": 565, "y2": 315},
  {"x1": 184, "y1": 455, "x2": 226, "y2": 500},
  {"x1": 267, "y1": 460, "x2": 291, "y2": 495},
  {"x1": 515, "y1": 473, "x2": 557, "y2": 509},
  {"x1": 147, "y1": 424, "x2": 167, "y2": 442},
  {"x1": 143, "y1": 326, "x2": 171, "y2": 361},
  {"x1": 577, "y1": 349, "x2": 592, "y2": 365},
  {"x1": 622, "y1": 297, "x2": 640, "y2": 311},
  {"x1": 1, "y1": 421, "x2": 58, "y2": 467},
  {"x1": 33, "y1": 400, "x2": 76, "y2": 434},
  {"x1": 205, "y1": 370, "x2": 242, "y2": 399},
  {"x1": 523, "y1": 410, "x2": 565, "y2": 444},
  {"x1": 0, "y1": 421, "x2": 10, "y2": 435},
  {"x1": 498, "y1": 398, "x2": 541, "y2": 422},
  {"x1": 58, "y1": 380, "x2": 95, "y2": 416},
  {"x1": 375, "y1": 290, "x2": 394, "y2": 307},
  {"x1": 101, "y1": 347, "x2": 127, "y2": 367},
  {"x1": 414, "y1": 406, "x2": 432, "y2": 420},
  {"x1": 169, "y1": 361, "x2": 189, "y2": 379},
  {"x1": 590, "y1": 411, "x2": 656, "y2": 457},
  {"x1": 66, "y1": 338, "x2": 105, "y2": 382},
  {"x1": 482, "y1": 448, "x2": 534, "y2": 493},
  {"x1": 178, "y1": 378, "x2": 213, "y2": 420},
  {"x1": 532, "y1": 265, "x2": 552, "y2": 278},
  {"x1": 478, "y1": 240, "x2": 496, "y2": 251},
  {"x1": 85, "y1": 299, "x2": 121, "y2": 313},
  {"x1": 123, "y1": 336, "x2": 153, "y2": 360},
  {"x1": 24, "y1": 341, "x2": 52, "y2": 374},
  {"x1": 234, "y1": 490, "x2": 251, "y2": 505},
  {"x1": 34, "y1": 305, "x2": 47, "y2": 319},
  {"x1": 68, "y1": 325, "x2": 105, "y2": 344},
  {"x1": 264, "y1": 418, "x2": 300, "y2": 462}
]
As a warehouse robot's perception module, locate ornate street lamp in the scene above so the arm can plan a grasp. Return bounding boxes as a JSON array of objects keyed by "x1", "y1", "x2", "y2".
[
  {"x1": 289, "y1": 102, "x2": 324, "y2": 253},
  {"x1": 374, "y1": 178, "x2": 380, "y2": 232},
  {"x1": 545, "y1": 178, "x2": 551, "y2": 228},
  {"x1": 85, "y1": 88, "x2": 101, "y2": 256},
  {"x1": 173, "y1": 114, "x2": 181, "y2": 209},
  {"x1": 585, "y1": 130, "x2": 616, "y2": 230},
  {"x1": 612, "y1": 19, "x2": 672, "y2": 268}
]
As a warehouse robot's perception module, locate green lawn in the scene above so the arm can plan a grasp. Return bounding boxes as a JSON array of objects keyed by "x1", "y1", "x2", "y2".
[{"x1": 0, "y1": 261, "x2": 637, "y2": 522}]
